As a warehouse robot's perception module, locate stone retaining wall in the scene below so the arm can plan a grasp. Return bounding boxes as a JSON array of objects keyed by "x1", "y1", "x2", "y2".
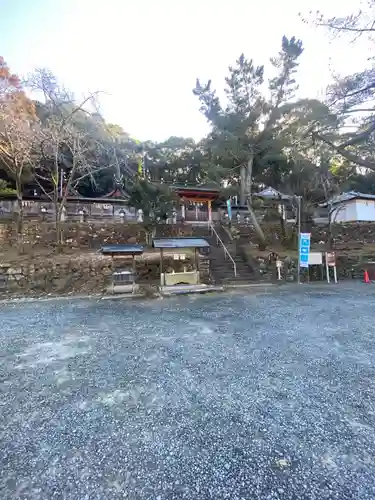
[
  {"x1": 234, "y1": 222, "x2": 375, "y2": 249},
  {"x1": 3, "y1": 220, "x2": 375, "y2": 251},
  {"x1": 0, "y1": 251, "x2": 211, "y2": 299},
  {"x1": 0, "y1": 222, "x2": 193, "y2": 249},
  {"x1": 0, "y1": 255, "x2": 114, "y2": 298}
]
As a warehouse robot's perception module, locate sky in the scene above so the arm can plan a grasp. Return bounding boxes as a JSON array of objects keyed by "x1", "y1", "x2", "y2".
[{"x1": 0, "y1": 0, "x2": 372, "y2": 142}]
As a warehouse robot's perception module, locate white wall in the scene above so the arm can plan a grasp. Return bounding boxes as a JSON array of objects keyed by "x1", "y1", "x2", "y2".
[
  {"x1": 332, "y1": 199, "x2": 375, "y2": 222},
  {"x1": 332, "y1": 200, "x2": 358, "y2": 222},
  {"x1": 355, "y1": 199, "x2": 375, "y2": 221}
]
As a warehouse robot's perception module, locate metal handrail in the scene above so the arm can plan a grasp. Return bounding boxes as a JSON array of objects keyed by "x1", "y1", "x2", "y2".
[{"x1": 209, "y1": 223, "x2": 237, "y2": 277}]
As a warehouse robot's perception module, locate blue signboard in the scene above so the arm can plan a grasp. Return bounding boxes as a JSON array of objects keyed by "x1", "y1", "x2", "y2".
[
  {"x1": 299, "y1": 232, "x2": 311, "y2": 268},
  {"x1": 226, "y1": 199, "x2": 232, "y2": 220}
]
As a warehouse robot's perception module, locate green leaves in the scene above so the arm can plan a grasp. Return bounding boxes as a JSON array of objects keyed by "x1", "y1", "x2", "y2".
[
  {"x1": 126, "y1": 180, "x2": 176, "y2": 221},
  {"x1": 192, "y1": 35, "x2": 310, "y2": 196}
]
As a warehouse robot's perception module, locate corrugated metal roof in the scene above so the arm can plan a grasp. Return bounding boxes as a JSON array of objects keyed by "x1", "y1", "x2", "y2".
[
  {"x1": 255, "y1": 187, "x2": 292, "y2": 200},
  {"x1": 322, "y1": 191, "x2": 375, "y2": 206},
  {"x1": 101, "y1": 244, "x2": 144, "y2": 255},
  {"x1": 171, "y1": 185, "x2": 220, "y2": 193},
  {"x1": 152, "y1": 238, "x2": 210, "y2": 249}
]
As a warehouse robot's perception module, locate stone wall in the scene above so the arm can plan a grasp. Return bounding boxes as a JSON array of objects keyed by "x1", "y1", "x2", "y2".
[
  {"x1": 0, "y1": 250, "x2": 211, "y2": 299},
  {"x1": 0, "y1": 255, "x2": 114, "y2": 299},
  {"x1": 0, "y1": 222, "x2": 194, "y2": 250},
  {"x1": 233, "y1": 222, "x2": 375, "y2": 249}
]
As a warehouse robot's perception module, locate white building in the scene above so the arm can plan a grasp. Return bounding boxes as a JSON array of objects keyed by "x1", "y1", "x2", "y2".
[{"x1": 325, "y1": 192, "x2": 375, "y2": 223}]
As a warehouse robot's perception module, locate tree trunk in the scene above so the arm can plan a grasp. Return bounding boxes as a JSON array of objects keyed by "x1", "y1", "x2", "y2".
[
  {"x1": 53, "y1": 150, "x2": 62, "y2": 251},
  {"x1": 15, "y1": 175, "x2": 23, "y2": 249},
  {"x1": 278, "y1": 197, "x2": 286, "y2": 241},
  {"x1": 54, "y1": 191, "x2": 64, "y2": 252},
  {"x1": 246, "y1": 200, "x2": 266, "y2": 248},
  {"x1": 279, "y1": 209, "x2": 286, "y2": 241},
  {"x1": 240, "y1": 164, "x2": 246, "y2": 206},
  {"x1": 246, "y1": 156, "x2": 252, "y2": 206},
  {"x1": 245, "y1": 151, "x2": 266, "y2": 248},
  {"x1": 55, "y1": 205, "x2": 61, "y2": 250},
  {"x1": 328, "y1": 203, "x2": 343, "y2": 250},
  {"x1": 328, "y1": 222, "x2": 333, "y2": 250}
]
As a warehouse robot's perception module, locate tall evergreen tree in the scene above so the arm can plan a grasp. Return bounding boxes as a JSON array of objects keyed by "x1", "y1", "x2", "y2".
[{"x1": 193, "y1": 36, "x2": 307, "y2": 245}]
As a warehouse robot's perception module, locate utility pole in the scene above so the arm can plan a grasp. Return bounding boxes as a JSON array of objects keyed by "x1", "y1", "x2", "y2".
[
  {"x1": 240, "y1": 165, "x2": 246, "y2": 205},
  {"x1": 297, "y1": 196, "x2": 301, "y2": 285}
]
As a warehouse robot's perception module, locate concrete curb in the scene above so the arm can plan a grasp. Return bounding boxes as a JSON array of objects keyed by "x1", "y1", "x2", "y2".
[
  {"x1": 0, "y1": 284, "x2": 273, "y2": 304},
  {"x1": 224, "y1": 282, "x2": 276, "y2": 289},
  {"x1": 0, "y1": 292, "x2": 152, "y2": 305},
  {"x1": 0, "y1": 280, "x2": 369, "y2": 305},
  {"x1": 0, "y1": 293, "x2": 104, "y2": 305}
]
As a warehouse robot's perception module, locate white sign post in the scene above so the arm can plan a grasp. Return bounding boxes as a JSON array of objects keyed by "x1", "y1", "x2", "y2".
[
  {"x1": 276, "y1": 260, "x2": 282, "y2": 280},
  {"x1": 298, "y1": 232, "x2": 311, "y2": 282},
  {"x1": 308, "y1": 252, "x2": 323, "y2": 266},
  {"x1": 325, "y1": 252, "x2": 338, "y2": 284}
]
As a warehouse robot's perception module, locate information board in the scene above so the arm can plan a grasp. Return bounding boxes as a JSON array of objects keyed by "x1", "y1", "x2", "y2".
[{"x1": 299, "y1": 233, "x2": 311, "y2": 268}]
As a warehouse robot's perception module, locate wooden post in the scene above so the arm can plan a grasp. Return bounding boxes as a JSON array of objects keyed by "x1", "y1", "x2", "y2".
[
  {"x1": 325, "y1": 253, "x2": 330, "y2": 284},
  {"x1": 195, "y1": 248, "x2": 200, "y2": 284},
  {"x1": 132, "y1": 254, "x2": 136, "y2": 284},
  {"x1": 160, "y1": 248, "x2": 164, "y2": 286},
  {"x1": 333, "y1": 265, "x2": 338, "y2": 284},
  {"x1": 208, "y1": 200, "x2": 212, "y2": 222}
]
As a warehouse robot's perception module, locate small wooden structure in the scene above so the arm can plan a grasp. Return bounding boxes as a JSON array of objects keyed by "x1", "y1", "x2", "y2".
[
  {"x1": 172, "y1": 186, "x2": 220, "y2": 222},
  {"x1": 101, "y1": 244, "x2": 144, "y2": 294},
  {"x1": 152, "y1": 237, "x2": 210, "y2": 287},
  {"x1": 0, "y1": 189, "x2": 133, "y2": 220}
]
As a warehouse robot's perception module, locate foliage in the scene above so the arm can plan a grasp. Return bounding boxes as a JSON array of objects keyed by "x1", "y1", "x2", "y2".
[
  {"x1": 0, "y1": 179, "x2": 16, "y2": 194},
  {"x1": 303, "y1": 3, "x2": 375, "y2": 171},
  {"x1": 192, "y1": 37, "x2": 313, "y2": 193},
  {"x1": 126, "y1": 180, "x2": 176, "y2": 222},
  {"x1": 4, "y1": 21, "x2": 375, "y2": 241},
  {"x1": 192, "y1": 36, "x2": 329, "y2": 243},
  {"x1": 0, "y1": 57, "x2": 39, "y2": 235},
  {"x1": 0, "y1": 57, "x2": 37, "y2": 181}
]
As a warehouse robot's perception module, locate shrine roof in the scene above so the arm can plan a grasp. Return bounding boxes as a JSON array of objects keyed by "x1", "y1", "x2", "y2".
[
  {"x1": 101, "y1": 244, "x2": 144, "y2": 255},
  {"x1": 104, "y1": 189, "x2": 129, "y2": 199},
  {"x1": 171, "y1": 184, "x2": 220, "y2": 193},
  {"x1": 152, "y1": 237, "x2": 210, "y2": 249},
  {"x1": 171, "y1": 185, "x2": 220, "y2": 199},
  {"x1": 171, "y1": 185, "x2": 220, "y2": 192}
]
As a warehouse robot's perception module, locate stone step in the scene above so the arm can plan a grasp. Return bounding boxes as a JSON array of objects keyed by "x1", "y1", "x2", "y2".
[
  {"x1": 211, "y1": 262, "x2": 253, "y2": 269},
  {"x1": 212, "y1": 272, "x2": 256, "y2": 280},
  {"x1": 214, "y1": 278, "x2": 254, "y2": 283},
  {"x1": 211, "y1": 263, "x2": 253, "y2": 271},
  {"x1": 211, "y1": 270, "x2": 252, "y2": 277},
  {"x1": 207, "y1": 237, "x2": 262, "y2": 285},
  {"x1": 214, "y1": 277, "x2": 260, "y2": 285}
]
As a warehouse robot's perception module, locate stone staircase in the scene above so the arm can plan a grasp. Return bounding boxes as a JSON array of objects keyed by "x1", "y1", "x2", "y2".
[{"x1": 192, "y1": 225, "x2": 258, "y2": 285}]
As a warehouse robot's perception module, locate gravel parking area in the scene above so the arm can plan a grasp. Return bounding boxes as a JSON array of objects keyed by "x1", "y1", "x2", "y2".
[{"x1": 1, "y1": 284, "x2": 375, "y2": 499}]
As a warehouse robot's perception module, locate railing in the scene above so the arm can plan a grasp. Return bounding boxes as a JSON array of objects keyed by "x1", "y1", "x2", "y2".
[{"x1": 209, "y1": 223, "x2": 237, "y2": 278}]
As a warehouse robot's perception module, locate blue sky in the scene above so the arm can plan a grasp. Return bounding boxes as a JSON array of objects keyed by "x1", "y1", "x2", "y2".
[{"x1": 1, "y1": 0, "x2": 371, "y2": 141}]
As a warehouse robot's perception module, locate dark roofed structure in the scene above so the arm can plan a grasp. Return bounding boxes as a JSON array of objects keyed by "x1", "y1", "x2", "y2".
[
  {"x1": 101, "y1": 244, "x2": 144, "y2": 255},
  {"x1": 152, "y1": 238, "x2": 210, "y2": 249}
]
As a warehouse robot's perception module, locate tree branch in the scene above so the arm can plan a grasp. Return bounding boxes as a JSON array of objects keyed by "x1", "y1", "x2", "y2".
[
  {"x1": 339, "y1": 120, "x2": 375, "y2": 148},
  {"x1": 314, "y1": 132, "x2": 375, "y2": 170},
  {"x1": 317, "y1": 22, "x2": 375, "y2": 33}
]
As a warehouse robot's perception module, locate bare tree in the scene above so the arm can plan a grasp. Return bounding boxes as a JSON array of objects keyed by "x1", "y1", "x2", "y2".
[
  {"x1": 0, "y1": 58, "x2": 39, "y2": 241},
  {"x1": 301, "y1": 3, "x2": 375, "y2": 169},
  {"x1": 0, "y1": 105, "x2": 39, "y2": 238},
  {"x1": 26, "y1": 69, "x2": 113, "y2": 247},
  {"x1": 37, "y1": 124, "x2": 109, "y2": 246},
  {"x1": 312, "y1": 1, "x2": 375, "y2": 41}
]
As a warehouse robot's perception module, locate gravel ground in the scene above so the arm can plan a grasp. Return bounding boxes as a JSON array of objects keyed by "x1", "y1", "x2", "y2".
[{"x1": 1, "y1": 283, "x2": 375, "y2": 499}]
